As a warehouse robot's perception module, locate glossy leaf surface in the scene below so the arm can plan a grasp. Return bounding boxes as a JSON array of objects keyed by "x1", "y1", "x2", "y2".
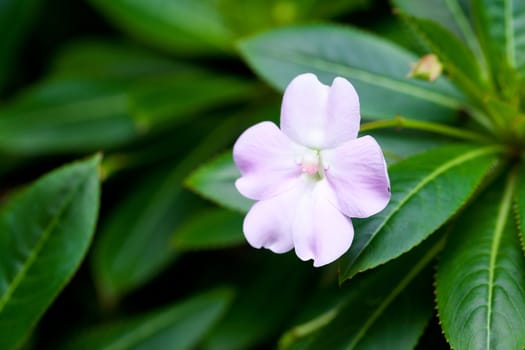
[
  {"x1": 282, "y1": 236, "x2": 442, "y2": 350},
  {"x1": 437, "y1": 175, "x2": 525, "y2": 350},
  {"x1": 239, "y1": 24, "x2": 466, "y2": 122},
  {"x1": 341, "y1": 144, "x2": 501, "y2": 280},
  {"x1": 0, "y1": 156, "x2": 101, "y2": 350}
]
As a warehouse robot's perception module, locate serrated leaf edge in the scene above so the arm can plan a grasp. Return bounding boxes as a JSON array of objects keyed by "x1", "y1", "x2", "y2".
[
  {"x1": 346, "y1": 145, "x2": 503, "y2": 279},
  {"x1": 346, "y1": 237, "x2": 446, "y2": 350}
]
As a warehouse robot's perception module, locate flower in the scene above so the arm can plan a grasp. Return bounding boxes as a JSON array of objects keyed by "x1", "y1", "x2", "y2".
[{"x1": 233, "y1": 73, "x2": 391, "y2": 267}]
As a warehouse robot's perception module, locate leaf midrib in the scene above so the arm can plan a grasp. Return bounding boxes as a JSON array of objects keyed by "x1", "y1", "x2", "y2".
[
  {"x1": 0, "y1": 174, "x2": 88, "y2": 312},
  {"x1": 348, "y1": 145, "x2": 502, "y2": 277},
  {"x1": 485, "y1": 170, "x2": 517, "y2": 349},
  {"x1": 346, "y1": 237, "x2": 445, "y2": 350},
  {"x1": 445, "y1": 0, "x2": 489, "y2": 74},
  {"x1": 505, "y1": 0, "x2": 516, "y2": 66},
  {"x1": 263, "y1": 49, "x2": 464, "y2": 110}
]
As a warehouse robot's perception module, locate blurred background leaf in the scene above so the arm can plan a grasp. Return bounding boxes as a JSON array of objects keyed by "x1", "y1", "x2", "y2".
[
  {"x1": 0, "y1": 0, "x2": 41, "y2": 93},
  {"x1": 60, "y1": 288, "x2": 234, "y2": 350},
  {"x1": 0, "y1": 41, "x2": 256, "y2": 156}
]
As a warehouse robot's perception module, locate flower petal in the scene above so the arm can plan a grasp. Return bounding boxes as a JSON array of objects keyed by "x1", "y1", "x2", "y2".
[
  {"x1": 292, "y1": 180, "x2": 354, "y2": 267},
  {"x1": 242, "y1": 182, "x2": 306, "y2": 254},
  {"x1": 280, "y1": 73, "x2": 360, "y2": 148},
  {"x1": 233, "y1": 121, "x2": 303, "y2": 200},
  {"x1": 322, "y1": 135, "x2": 390, "y2": 218}
]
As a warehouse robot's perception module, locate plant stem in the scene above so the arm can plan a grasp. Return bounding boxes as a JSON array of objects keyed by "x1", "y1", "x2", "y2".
[{"x1": 360, "y1": 116, "x2": 493, "y2": 143}]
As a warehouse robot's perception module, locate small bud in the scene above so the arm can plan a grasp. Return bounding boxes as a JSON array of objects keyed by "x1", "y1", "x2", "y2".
[{"x1": 407, "y1": 54, "x2": 443, "y2": 81}]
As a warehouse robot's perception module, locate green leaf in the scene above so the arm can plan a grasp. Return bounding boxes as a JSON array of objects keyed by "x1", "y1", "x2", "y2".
[
  {"x1": 0, "y1": 41, "x2": 255, "y2": 156},
  {"x1": 402, "y1": 15, "x2": 491, "y2": 105},
  {"x1": 366, "y1": 129, "x2": 450, "y2": 164},
  {"x1": 472, "y1": 0, "x2": 525, "y2": 80},
  {"x1": 392, "y1": 0, "x2": 484, "y2": 59},
  {"x1": 340, "y1": 144, "x2": 502, "y2": 281},
  {"x1": 515, "y1": 163, "x2": 525, "y2": 253},
  {"x1": 92, "y1": 172, "x2": 201, "y2": 305},
  {"x1": 49, "y1": 40, "x2": 191, "y2": 80},
  {"x1": 60, "y1": 288, "x2": 233, "y2": 350},
  {"x1": 185, "y1": 131, "x2": 448, "y2": 216},
  {"x1": 186, "y1": 152, "x2": 253, "y2": 213},
  {"x1": 128, "y1": 72, "x2": 254, "y2": 129},
  {"x1": 92, "y1": 117, "x2": 247, "y2": 302},
  {"x1": 0, "y1": 155, "x2": 101, "y2": 350},
  {"x1": 281, "y1": 236, "x2": 442, "y2": 350},
  {"x1": 202, "y1": 254, "x2": 311, "y2": 350},
  {"x1": 437, "y1": 173, "x2": 525, "y2": 350},
  {"x1": 88, "y1": 0, "x2": 234, "y2": 55},
  {"x1": 171, "y1": 208, "x2": 244, "y2": 251},
  {"x1": 238, "y1": 24, "x2": 466, "y2": 122},
  {"x1": 217, "y1": 0, "x2": 372, "y2": 35},
  {"x1": 0, "y1": 79, "x2": 137, "y2": 155},
  {"x1": 0, "y1": 0, "x2": 41, "y2": 92}
]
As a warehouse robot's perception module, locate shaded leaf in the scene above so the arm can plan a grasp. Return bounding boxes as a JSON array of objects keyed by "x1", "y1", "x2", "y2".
[
  {"x1": 239, "y1": 24, "x2": 466, "y2": 122},
  {"x1": 186, "y1": 152, "x2": 253, "y2": 213},
  {"x1": 92, "y1": 117, "x2": 248, "y2": 302},
  {"x1": 88, "y1": 0, "x2": 234, "y2": 55},
  {"x1": 202, "y1": 254, "x2": 311, "y2": 350},
  {"x1": 0, "y1": 156, "x2": 101, "y2": 350},
  {"x1": 437, "y1": 173, "x2": 525, "y2": 350},
  {"x1": 340, "y1": 144, "x2": 502, "y2": 281},
  {"x1": 0, "y1": 0, "x2": 41, "y2": 92},
  {"x1": 172, "y1": 208, "x2": 244, "y2": 251},
  {"x1": 282, "y1": 235, "x2": 443, "y2": 350},
  {"x1": 60, "y1": 288, "x2": 233, "y2": 350},
  {"x1": 0, "y1": 42, "x2": 254, "y2": 156},
  {"x1": 0, "y1": 79, "x2": 137, "y2": 155}
]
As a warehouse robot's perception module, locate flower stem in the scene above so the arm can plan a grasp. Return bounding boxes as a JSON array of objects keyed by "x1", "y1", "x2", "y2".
[{"x1": 360, "y1": 116, "x2": 493, "y2": 143}]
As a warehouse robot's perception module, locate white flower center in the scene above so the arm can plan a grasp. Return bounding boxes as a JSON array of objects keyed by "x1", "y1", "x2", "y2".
[{"x1": 298, "y1": 149, "x2": 328, "y2": 179}]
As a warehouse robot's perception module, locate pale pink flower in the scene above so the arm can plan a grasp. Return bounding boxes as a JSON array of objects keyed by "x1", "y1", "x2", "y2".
[{"x1": 233, "y1": 73, "x2": 390, "y2": 267}]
